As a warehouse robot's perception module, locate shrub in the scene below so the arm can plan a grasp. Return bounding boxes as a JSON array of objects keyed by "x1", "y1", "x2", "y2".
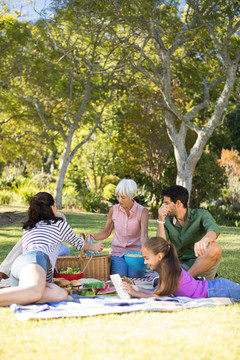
[
  {"x1": 201, "y1": 203, "x2": 240, "y2": 227},
  {"x1": 18, "y1": 187, "x2": 39, "y2": 205},
  {"x1": 103, "y1": 183, "x2": 116, "y2": 200},
  {"x1": 62, "y1": 187, "x2": 83, "y2": 210},
  {"x1": 80, "y1": 191, "x2": 108, "y2": 213},
  {"x1": 30, "y1": 174, "x2": 56, "y2": 188},
  {"x1": 0, "y1": 190, "x2": 12, "y2": 204}
]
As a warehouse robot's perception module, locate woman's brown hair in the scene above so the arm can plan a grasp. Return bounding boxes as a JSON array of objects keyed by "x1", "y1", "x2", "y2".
[
  {"x1": 143, "y1": 237, "x2": 182, "y2": 296},
  {"x1": 23, "y1": 192, "x2": 62, "y2": 230}
]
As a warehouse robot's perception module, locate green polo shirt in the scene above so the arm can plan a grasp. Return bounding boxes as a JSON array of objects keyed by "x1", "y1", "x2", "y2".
[{"x1": 164, "y1": 208, "x2": 220, "y2": 267}]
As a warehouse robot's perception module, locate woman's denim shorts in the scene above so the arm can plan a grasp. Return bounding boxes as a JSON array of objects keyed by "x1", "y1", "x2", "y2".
[{"x1": 10, "y1": 251, "x2": 50, "y2": 287}]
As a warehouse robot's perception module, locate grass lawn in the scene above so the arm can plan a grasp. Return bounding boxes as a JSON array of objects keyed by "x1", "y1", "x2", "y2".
[{"x1": 0, "y1": 205, "x2": 240, "y2": 360}]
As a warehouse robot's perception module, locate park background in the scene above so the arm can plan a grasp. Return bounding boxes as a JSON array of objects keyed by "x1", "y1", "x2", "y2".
[
  {"x1": 0, "y1": 1, "x2": 240, "y2": 359},
  {"x1": 0, "y1": 0, "x2": 239, "y2": 225}
]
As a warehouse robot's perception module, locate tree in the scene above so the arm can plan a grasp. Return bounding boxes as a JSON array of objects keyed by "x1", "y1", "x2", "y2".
[
  {"x1": 111, "y1": 86, "x2": 172, "y2": 207},
  {"x1": 218, "y1": 148, "x2": 240, "y2": 205},
  {"x1": 1, "y1": 1, "x2": 124, "y2": 208},
  {"x1": 107, "y1": 0, "x2": 240, "y2": 198}
]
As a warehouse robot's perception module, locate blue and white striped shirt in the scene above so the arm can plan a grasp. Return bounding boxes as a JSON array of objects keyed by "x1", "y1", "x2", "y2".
[{"x1": 22, "y1": 220, "x2": 84, "y2": 282}]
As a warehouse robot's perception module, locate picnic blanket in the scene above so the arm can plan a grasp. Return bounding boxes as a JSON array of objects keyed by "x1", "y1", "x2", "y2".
[{"x1": 11, "y1": 295, "x2": 235, "y2": 321}]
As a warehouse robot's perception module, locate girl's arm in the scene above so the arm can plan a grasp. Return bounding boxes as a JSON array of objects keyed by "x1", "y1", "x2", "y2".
[
  {"x1": 91, "y1": 207, "x2": 114, "y2": 241},
  {"x1": 140, "y1": 208, "x2": 149, "y2": 246},
  {"x1": 59, "y1": 222, "x2": 104, "y2": 252}
]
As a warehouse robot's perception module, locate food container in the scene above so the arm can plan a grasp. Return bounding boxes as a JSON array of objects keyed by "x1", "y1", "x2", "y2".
[
  {"x1": 124, "y1": 251, "x2": 146, "y2": 270},
  {"x1": 54, "y1": 270, "x2": 84, "y2": 281}
]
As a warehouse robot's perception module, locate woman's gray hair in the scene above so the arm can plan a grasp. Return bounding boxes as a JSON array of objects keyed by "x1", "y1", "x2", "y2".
[{"x1": 115, "y1": 179, "x2": 137, "y2": 198}]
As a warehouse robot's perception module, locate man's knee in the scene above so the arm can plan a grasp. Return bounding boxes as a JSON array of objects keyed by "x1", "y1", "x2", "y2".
[{"x1": 207, "y1": 242, "x2": 222, "y2": 262}]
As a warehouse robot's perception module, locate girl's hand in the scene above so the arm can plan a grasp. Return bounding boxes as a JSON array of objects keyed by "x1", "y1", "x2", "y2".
[{"x1": 122, "y1": 282, "x2": 139, "y2": 296}]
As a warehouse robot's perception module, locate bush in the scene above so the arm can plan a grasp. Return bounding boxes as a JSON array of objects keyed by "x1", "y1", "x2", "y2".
[
  {"x1": 0, "y1": 190, "x2": 12, "y2": 204},
  {"x1": 62, "y1": 187, "x2": 83, "y2": 209},
  {"x1": 80, "y1": 191, "x2": 109, "y2": 213},
  {"x1": 190, "y1": 152, "x2": 227, "y2": 208},
  {"x1": 30, "y1": 174, "x2": 56, "y2": 188},
  {"x1": 201, "y1": 203, "x2": 240, "y2": 227},
  {"x1": 103, "y1": 183, "x2": 116, "y2": 200},
  {"x1": 18, "y1": 186, "x2": 39, "y2": 205}
]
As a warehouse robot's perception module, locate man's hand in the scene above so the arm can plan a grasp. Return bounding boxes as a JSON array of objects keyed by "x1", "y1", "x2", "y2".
[
  {"x1": 194, "y1": 238, "x2": 209, "y2": 257},
  {"x1": 158, "y1": 204, "x2": 169, "y2": 222}
]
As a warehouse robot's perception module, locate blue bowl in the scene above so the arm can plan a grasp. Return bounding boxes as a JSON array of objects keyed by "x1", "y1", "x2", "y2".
[{"x1": 124, "y1": 252, "x2": 146, "y2": 270}]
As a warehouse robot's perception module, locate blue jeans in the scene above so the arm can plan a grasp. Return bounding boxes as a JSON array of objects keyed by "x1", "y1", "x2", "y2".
[
  {"x1": 111, "y1": 255, "x2": 146, "y2": 278},
  {"x1": 10, "y1": 251, "x2": 50, "y2": 287},
  {"x1": 207, "y1": 278, "x2": 240, "y2": 300},
  {"x1": 58, "y1": 243, "x2": 70, "y2": 256}
]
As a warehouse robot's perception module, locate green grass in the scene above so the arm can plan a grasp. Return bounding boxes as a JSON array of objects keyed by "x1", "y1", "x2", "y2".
[{"x1": 0, "y1": 205, "x2": 240, "y2": 360}]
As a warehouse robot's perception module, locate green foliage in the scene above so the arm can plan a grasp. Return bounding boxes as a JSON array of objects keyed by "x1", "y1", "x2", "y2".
[
  {"x1": 103, "y1": 183, "x2": 116, "y2": 200},
  {"x1": 62, "y1": 187, "x2": 83, "y2": 210},
  {"x1": 101, "y1": 175, "x2": 120, "y2": 188},
  {"x1": 201, "y1": 203, "x2": 240, "y2": 227},
  {"x1": 80, "y1": 191, "x2": 109, "y2": 213},
  {"x1": 16, "y1": 185, "x2": 40, "y2": 205},
  {"x1": 190, "y1": 152, "x2": 227, "y2": 208},
  {"x1": 30, "y1": 174, "x2": 56, "y2": 188},
  {"x1": 0, "y1": 189, "x2": 12, "y2": 204}
]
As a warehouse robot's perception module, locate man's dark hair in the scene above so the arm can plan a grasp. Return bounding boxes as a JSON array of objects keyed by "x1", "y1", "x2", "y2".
[{"x1": 161, "y1": 185, "x2": 189, "y2": 208}]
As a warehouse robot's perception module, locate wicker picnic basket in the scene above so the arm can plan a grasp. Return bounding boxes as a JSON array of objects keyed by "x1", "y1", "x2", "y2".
[{"x1": 55, "y1": 251, "x2": 111, "y2": 281}]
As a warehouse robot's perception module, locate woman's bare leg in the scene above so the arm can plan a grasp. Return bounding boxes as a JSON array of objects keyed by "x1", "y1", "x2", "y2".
[
  {"x1": 36, "y1": 283, "x2": 68, "y2": 303},
  {"x1": 0, "y1": 264, "x2": 46, "y2": 306}
]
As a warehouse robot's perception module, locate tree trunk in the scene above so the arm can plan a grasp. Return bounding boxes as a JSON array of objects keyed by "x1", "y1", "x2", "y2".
[{"x1": 54, "y1": 137, "x2": 73, "y2": 209}]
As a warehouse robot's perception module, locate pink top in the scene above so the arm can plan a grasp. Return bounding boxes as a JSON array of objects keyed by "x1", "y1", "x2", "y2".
[
  {"x1": 174, "y1": 269, "x2": 209, "y2": 298},
  {"x1": 110, "y1": 201, "x2": 144, "y2": 257}
]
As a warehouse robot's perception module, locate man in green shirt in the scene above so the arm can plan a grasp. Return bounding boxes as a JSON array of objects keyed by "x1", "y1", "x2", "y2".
[{"x1": 156, "y1": 185, "x2": 222, "y2": 280}]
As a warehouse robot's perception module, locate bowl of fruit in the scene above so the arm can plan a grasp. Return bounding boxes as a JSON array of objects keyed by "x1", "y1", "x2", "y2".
[
  {"x1": 55, "y1": 267, "x2": 84, "y2": 281},
  {"x1": 124, "y1": 251, "x2": 146, "y2": 270}
]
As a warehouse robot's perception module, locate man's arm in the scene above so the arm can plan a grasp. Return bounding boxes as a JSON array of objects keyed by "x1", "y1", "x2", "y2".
[
  {"x1": 194, "y1": 210, "x2": 220, "y2": 257},
  {"x1": 194, "y1": 231, "x2": 218, "y2": 257},
  {"x1": 0, "y1": 238, "x2": 23, "y2": 279},
  {"x1": 156, "y1": 205, "x2": 168, "y2": 239}
]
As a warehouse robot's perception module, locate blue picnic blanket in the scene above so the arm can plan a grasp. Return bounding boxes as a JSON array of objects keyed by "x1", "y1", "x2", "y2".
[{"x1": 11, "y1": 295, "x2": 234, "y2": 321}]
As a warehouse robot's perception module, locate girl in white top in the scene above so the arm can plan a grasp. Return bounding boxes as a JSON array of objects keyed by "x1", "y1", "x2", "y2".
[{"x1": 0, "y1": 192, "x2": 104, "y2": 306}]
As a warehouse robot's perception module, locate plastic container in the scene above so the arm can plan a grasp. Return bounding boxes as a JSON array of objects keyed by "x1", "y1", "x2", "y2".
[{"x1": 124, "y1": 251, "x2": 146, "y2": 270}]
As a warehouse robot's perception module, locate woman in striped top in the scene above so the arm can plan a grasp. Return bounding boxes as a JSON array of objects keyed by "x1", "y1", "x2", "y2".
[{"x1": 0, "y1": 192, "x2": 104, "y2": 306}]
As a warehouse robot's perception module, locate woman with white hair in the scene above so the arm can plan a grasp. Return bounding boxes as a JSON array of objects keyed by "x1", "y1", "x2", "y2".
[{"x1": 90, "y1": 179, "x2": 148, "y2": 278}]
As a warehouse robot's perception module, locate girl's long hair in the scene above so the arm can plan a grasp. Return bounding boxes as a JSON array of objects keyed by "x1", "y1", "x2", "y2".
[
  {"x1": 23, "y1": 192, "x2": 62, "y2": 230},
  {"x1": 144, "y1": 237, "x2": 182, "y2": 296}
]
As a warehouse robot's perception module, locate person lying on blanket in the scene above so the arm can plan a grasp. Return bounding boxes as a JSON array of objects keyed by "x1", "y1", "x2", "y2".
[
  {"x1": 122, "y1": 237, "x2": 240, "y2": 300},
  {"x1": 0, "y1": 192, "x2": 104, "y2": 307},
  {"x1": 0, "y1": 212, "x2": 70, "y2": 282}
]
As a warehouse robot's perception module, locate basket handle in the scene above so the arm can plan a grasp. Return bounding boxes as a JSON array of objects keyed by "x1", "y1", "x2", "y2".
[
  {"x1": 79, "y1": 232, "x2": 96, "y2": 258},
  {"x1": 78, "y1": 232, "x2": 95, "y2": 272},
  {"x1": 79, "y1": 233, "x2": 86, "y2": 258},
  {"x1": 82, "y1": 255, "x2": 93, "y2": 273}
]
